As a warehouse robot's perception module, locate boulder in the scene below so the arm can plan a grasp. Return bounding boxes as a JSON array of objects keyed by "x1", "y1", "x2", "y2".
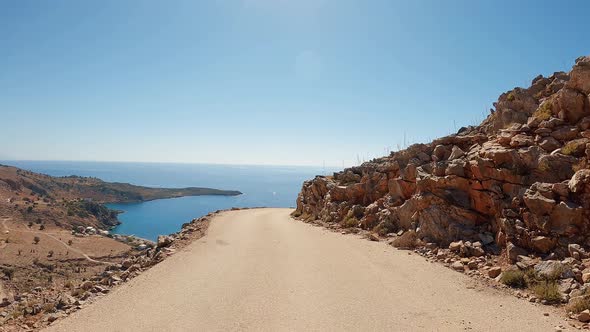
[
  {"x1": 530, "y1": 236, "x2": 556, "y2": 254},
  {"x1": 538, "y1": 136, "x2": 561, "y2": 152},
  {"x1": 157, "y1": 235, "x2": 174, "y2": 248},
  {"x1": 567, "y1": 56, "x2": 590, "y2": 95},
  {"x1": 449, "y1": 241, "x2": 463, "y2": 252},
  {"x1": 433, "y1": 145, "x2": 450, "y2": 161},
  {"x1": 510, "y1": 134, "x2": 534, "y2": 147},
  {"x1": 578, "y1": 309, "x2": 590, "y2": 323},
  {"x1": 568, "y1": 244, "x2": 588, "y2": 259},
  {"x1": 47, "y1": 314, "x2": 60, "y2": 323},
  {"x1": 448, "y1": 146, "x2": 465, "y2": 160},
  {"x1": 80, "y1": 281, "x2": 94, "y2": 290},
  {"x1": 507, "y1": 242, "x2": 528, "y2": 262},
  {"x1": 488, "y1": 267, "x2": 502, "y2": 278},
  {"x1": 391, "y1": 230, "x2": 418, "y2": 249},
  {"x1": 551, "y1": 126, "x2": 579, "y2": 141},
  {"x1": 569, "y1": 169, "x2": 590, "y2": 193},
  {"x1": 536, "y1": 153, "x2": 577, "y2": 182},
  {"x1": 56, "y1": 294, "x2": 75, "y2": 310},
  {"x1": 121, "y1": 258, "x2": 133, "y2": 269},
  {"x1": 562, "y1": 138, "x2": 589, "y2": 156},
  {"x1": 554, "y1": 88, "x2": 588, "y2": 123},
  {"x1": 451, "y1": 261, "x2": 465, "y2": 271},
  {"x1": 551, "y1": 182, "x2": 570, "y2": 197},
  {"x1": 478, "y1": 233, "x2": 494, "y2": 245},
  {"x1": 580, "y1": 116, "x2": 590, "y2": 130},
  {"x1": 534, "y1": 261, "x2": 571, "y2": 279},
  {"x1": 549, "y1": 201, "x2": 583, "y2": 235},
  {"x1": 445, "y1": 160, "x2": 466, "y2": 177},
  {"x1": 523, "y1": 188, "x2": 555, "y2": 216}
]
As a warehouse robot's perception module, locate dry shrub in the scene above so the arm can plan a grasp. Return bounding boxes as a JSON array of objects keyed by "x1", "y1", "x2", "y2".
[
  {"x1": 531, "y1": 280, "x2": 561, "y2": 303},
  {"x1": 500, "y1": 269, "x2": 527, "y2": 288},
  {"x1": 533, "y1": 100, "x2": 553, "y2": 121},
  {"x1": 567, "y1": 295, "x2": 590, "y2": 314},
  {"x1": 341, "y1": 216, "x2": 359, "y2": 228}
]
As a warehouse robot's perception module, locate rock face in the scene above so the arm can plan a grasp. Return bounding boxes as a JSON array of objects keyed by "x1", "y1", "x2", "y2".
[{"x1": 293, "y1": 56, "x2": 590, "y2": 262}]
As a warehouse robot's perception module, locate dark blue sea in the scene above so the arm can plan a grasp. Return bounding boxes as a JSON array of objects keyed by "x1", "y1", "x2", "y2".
[{"x1": 1, "y1": 161, "x2": 332, "y2": 241}]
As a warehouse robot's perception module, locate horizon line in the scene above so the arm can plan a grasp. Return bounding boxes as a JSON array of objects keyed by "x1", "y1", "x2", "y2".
[{"x1": 0, "y1": 158, "x2": 345, "y2": 169}]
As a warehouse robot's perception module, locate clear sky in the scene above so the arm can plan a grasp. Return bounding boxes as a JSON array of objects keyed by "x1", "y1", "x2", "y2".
[{"x1": 1, "y1": 0, "x2": 589, "y2": 167}]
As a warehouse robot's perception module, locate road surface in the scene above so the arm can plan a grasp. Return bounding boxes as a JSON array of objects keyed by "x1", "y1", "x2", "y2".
[{"x1": 45, "y1": 208, "x2": 565, "y2": 331}]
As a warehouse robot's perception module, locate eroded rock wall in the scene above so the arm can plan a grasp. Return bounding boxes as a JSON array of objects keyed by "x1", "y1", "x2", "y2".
[{"x1": 294, "y1": 56, "x2": 590, "y2": 261}]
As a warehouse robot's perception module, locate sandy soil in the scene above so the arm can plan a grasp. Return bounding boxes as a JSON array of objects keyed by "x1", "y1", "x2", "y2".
[
  {"x1": 45, "y1": 208, "x2": 567, "y2": 331},
  {"x1": 0, "y1": 217, "x2": 129, "y2": 266},
  {"x1": 0, "y1": 215, "x2": 132, "y2": 303}
]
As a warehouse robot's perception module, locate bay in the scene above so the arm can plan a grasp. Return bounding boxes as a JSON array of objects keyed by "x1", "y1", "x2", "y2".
[{"x1": 1, "y1": 161, "x2": 332, "y2": 240}]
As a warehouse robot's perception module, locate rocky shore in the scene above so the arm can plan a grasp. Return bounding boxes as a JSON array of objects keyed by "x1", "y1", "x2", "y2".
[{"x1": 293, "y1": 55, "x2": 590, "y2": 324}]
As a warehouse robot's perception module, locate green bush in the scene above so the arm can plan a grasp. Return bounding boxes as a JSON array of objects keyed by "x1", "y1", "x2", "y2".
[
  {"x1": 531, "y1": 280, "x2": 561, "y2": 303},
  {"x1": 500, "y1": 269, "x2": 526, "y2": 288},
  {"x1": 533, "y1": 101, "x2": 552, "y2": 121},
  {"x1": 341, "y1": 216, "x2": 359, "y2": 228},
  {"x1": 567, "y1": 295, "x2": 590, "y2": 314}
]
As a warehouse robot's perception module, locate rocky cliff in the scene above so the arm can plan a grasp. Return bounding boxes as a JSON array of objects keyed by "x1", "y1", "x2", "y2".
[{"x1": 294, "y1": 56, "x2": 590, "y2": 262}]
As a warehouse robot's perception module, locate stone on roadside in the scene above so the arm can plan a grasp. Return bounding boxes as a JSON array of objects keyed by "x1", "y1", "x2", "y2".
[
  {"x1": 535, "y1": 261, "x2": 571, "y2": 279},
  {"x1": 449, "y1": 241, "x2": 463, "y2": 252},
  {"x1": 451, "y1": 261, "x2": 464, "y2": 272},
  {"x1": 157, "y1": 235, "x2": 174, "y2": 248},
  {"x1": 367, "y1": 233, "x2": 380, "y2": 242},
  {"x1": 577, "y1": 309, "x2": 590, "y2": 322},
  {"x1": 488, "y1": 267, "x2": 502, "y2": 278}
]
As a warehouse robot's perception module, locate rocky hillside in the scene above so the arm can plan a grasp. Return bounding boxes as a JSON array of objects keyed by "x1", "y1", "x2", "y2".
[
  {"x1": 0, "y1": 164, "x2": 241, "y2": 230},
  {"x1": 294, "y1": 55, "x2": 590, "y2": 262},
  {"x1": 0, "y1": 165, "x2": 242, "y2": 203}
]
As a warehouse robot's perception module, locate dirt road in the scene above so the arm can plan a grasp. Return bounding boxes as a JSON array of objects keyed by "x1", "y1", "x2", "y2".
[{"x1": 45, "y1": 208, "x2": 565, "y2": 331}]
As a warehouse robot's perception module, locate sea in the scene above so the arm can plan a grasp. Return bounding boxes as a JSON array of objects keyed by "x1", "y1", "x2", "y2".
[{"x1": 1, "y1": 161, "x2": 333, "y2": 241}]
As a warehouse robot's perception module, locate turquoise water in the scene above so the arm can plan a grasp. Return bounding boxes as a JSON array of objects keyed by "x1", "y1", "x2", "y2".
[{"x1": 1, "y1": 161, "x2": 332, "y2": 240}]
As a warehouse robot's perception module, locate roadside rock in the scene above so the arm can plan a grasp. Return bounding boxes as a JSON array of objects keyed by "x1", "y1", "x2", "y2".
[
  {"x1": 451, "y1": 261, "x2": 465, "y2": 272},
  {"x1": 578, "y1": 309, "x2": 590, "y2": 323},
  {"x1": 535, "y1": 261, "x2": 571, "y2": 279},
  {"x1": 531, "y1": 236, "x2": 556, "y2": 254},
  {"x1": 157, "y1": 235, "x2": 174, "y2": 248},
  {"x1": 488, "y1": 267, "x2": 502, "y2": 278},
  {"x1": 507, "y1": 243, "x2": 528, "y2": 263}
]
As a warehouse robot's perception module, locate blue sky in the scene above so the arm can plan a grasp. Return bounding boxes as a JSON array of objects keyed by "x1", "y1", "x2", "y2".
[{"x1": 1, "y1": 0, "x2": 589, "y2": 166}]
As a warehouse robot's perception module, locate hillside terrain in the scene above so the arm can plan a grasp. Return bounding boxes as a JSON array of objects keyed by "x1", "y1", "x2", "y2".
[
  {"x1": 0, "y1": 164, "x2": 240, "y2": 330},
  {"x1": 294, "y1": 56, "x2": 590, "y2": 319},
  {"x1": 0, "y1": 164, "x2": 241, "y2": 203},
  {"x1": 0, "y1": 164, "x2": 241, "y2": 230}
]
